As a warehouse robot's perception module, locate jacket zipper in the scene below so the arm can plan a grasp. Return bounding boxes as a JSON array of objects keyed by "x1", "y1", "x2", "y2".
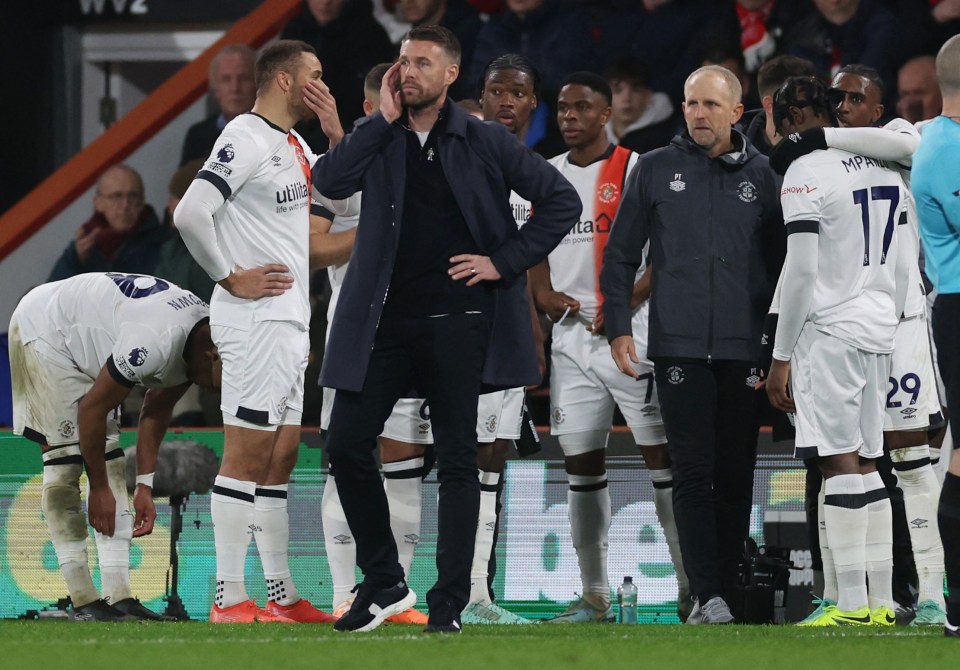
[{"x1": 707, "y1": 163, "x2": 716, "y2": 363}]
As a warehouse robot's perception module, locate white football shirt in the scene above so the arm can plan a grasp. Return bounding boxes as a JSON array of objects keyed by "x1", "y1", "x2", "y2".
[
  {"x1": 547, "y1": 147, "x2": 640, "y2": 322},
  {"x1": 200, "y1": 113, "x2": 319, "y2": 329},
  {"x1": 15, "y1": 273, "x2": 208, "y2": 388},
  {"x1": 780, "y1": 147, "x2": 908, "y2": 352}
]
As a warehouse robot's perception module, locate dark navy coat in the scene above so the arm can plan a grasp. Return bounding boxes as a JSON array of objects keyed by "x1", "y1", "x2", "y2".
[{"x1": 313, "y1": 99, "x2": 582, "y2": 392}]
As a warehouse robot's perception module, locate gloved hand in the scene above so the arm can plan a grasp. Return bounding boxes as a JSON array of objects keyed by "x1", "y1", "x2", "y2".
[{"x1": 769, "y1": 127, "x2": 827, "y2": 176}]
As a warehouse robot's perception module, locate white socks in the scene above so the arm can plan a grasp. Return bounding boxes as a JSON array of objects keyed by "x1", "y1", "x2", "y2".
[
  {"x1": 470, "y1": 469, "x2": 500, "y2": 604},
  {"x1": 211, "y1": 475, "x2": 255, "y2": 608},
  {"x1": 383, "y1": 457, "x2": 424, "y2": 579},
  {"x1": 41, "y1": 446, "x2": 99, "y2": 608},
  {"x1": 823, "y1": 474, "x2": 868, "y2": 612},
  {"x1": 817, "y1": 484, "x2": 838, "y2": 603},
  {"x1": 892, "y1": 445, "x2": 946, "y2": 607},
  {"x1": 254, "y1": 484, "x2": 300, "y2": 606},
  {"x1": 649, "y1": 468, "x2": 689, "y2": 594},
  {"x1": 862, "y1": 471, "x2": 894, "y2": 611},
  {"x1": 92, "y1": 449, "x2": 134, "y2": 604},
  {"x1": 321, "y1": 474, "x2": 356, "y2": 608},
  {"x1": 568, "y1": 472, "x2": 611, "y2": 607}
]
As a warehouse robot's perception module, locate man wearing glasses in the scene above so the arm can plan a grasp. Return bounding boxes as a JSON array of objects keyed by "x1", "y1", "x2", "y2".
[{"x1": 49, "y1": 164, "x2": 167, "y2": 281}]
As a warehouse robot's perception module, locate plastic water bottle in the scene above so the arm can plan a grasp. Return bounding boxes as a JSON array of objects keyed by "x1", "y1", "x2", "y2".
[{"x1": 617, "y1": 576, "x2": 638, "y2": 624}]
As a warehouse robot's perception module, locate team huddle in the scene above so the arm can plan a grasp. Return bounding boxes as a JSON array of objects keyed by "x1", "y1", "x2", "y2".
[{"x1": 10, "y1": 26, "x2": 960, "y2": 636}]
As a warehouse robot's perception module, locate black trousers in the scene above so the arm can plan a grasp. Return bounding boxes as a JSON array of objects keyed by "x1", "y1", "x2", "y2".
[
  {"x1": 325, "y1": 312, "x2": 491, "y2": 612},
  {"x1": 654, "y1": 358, "x2": 760, "y2": 604},
  {"x1": 933, "y1": 294, "x2": 960, "y2": 453}
]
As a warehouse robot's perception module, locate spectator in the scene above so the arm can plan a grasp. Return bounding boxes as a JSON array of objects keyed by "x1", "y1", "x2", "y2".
[
  {"x1": 49, "y1": 165, "x2": 166, "y2": 282},
  {"x1": 783, "y1": 0, "x2": 899, "y2": 109},
  {"x1": 156, "y1": 160, "x2": 215, "y2": 304},
  {"x1": 897, "y1": 55, "x2": 942, "y2": 124},
  {"x1": 397, "y1": 0, "x2": 483, "y2": 100},
  {"x1": 281, "y1": 0, "x2": 396, "y2": 134},
  {"x1": 180, "y1": 44, "x2": 256, "y2": 167},
  {"x1": 600, "y1": 0, "x2": 739, "y2": 110},
  {"x1": 604, "y1": 56, "x2": 678, "y2": 155},
  {"x1": 469, "y1": 0, "x2": 593, "y2": 103},
  {"x1": 702, "y1": 38, "x2": 759, "y2": 111}
]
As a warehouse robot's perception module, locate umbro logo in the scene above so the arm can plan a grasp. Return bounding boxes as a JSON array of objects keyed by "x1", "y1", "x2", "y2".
[
  {"x1": 485, "y1": 521, "x2": 496, "y2": 531},
  {"x1": 910, "y1": 517, "x2": 928, "y2": 529},
  {"x1": 403, "y1": 533, "x2": 421, "y2": 545},
  {"x1": 333, "y1": 534, "x2": 352, "y2": 544}
]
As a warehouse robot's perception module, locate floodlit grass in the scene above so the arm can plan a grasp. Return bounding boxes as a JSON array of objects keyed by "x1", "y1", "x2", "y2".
[{"x1": 1, "y1": 620, "x2": 953, "y2": 670}]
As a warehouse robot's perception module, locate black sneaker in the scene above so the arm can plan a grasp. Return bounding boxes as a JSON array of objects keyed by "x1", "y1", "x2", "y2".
[
  {"x1": 424, "y1": 600, "x2": 462, "y2": 634},
  {"x1": 72, "y1": 599, "x2": 138, "y2": 622},
  {"x1": 112, "y1": 597, "x2": 175, "y2": 621},
  {"x1": 946, "y1": 619, "x2": 960, "y2": 638},
  {"x1": 333, "y1": 581, "x2": 417, "y2": 632}
]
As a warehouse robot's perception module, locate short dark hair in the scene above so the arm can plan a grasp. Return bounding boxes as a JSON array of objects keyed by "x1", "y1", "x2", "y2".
[
  {"x1": 481, "y1": 53, "x2": 541, "y2": 97},
  {"x1": 561, "y1": 71, "x2": 613, "y2": 106},
  {"x1": 757, "y1": 55, "x2": 818, "y2": 98},
  {"x1": 773, "y1": 76, "x2": 839, "y2": 129},
  {"x1": 402, "y1": 24, "x2": 461, "y2": 66},
  {"x1": 365, "y1": 62, "x2": 392, "y2": 93},
  {"x1": 835, "y1": 63, "x2": 885, "y2": 99},
  {"x1": 604, "y1": 56, "x2": 650, "y2": 89},
  {"x1": 255, "y1": 40, "x2": 316, "y2": 94}
]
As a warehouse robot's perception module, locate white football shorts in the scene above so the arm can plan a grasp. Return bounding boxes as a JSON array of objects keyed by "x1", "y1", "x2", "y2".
[{"x1": 792, "y1": 323, "x2": 889, "y2": 460}]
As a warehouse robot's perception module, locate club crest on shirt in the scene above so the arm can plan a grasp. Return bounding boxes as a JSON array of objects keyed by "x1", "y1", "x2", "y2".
[
  {"x1": 666, "y1": 366, "x2": 684, "y2": 384},
  {"x1": 217, "y1": 144, "x2": 235, "y2": 163},
  {"x1": 128, "y1": 347, "x2": 148, "y2": 367},
  {"x1": 738, "y1": 180, "x2": 758, "y2": 203},
  {"x1": 484, "y1": 414, "x2": 498, "y2": 433},
  {"x1": 293, "y1": 144, "x2": 307, "y2": 167},
  {"x1": 552, "y1": 407, "x2": 566, "y2": 424},
  {"x1": 58, "y1": 420, "x2": 76, "y2": 439},
  {"x1": 598, "y1": 182, "x2": 619, "y2": 204}
]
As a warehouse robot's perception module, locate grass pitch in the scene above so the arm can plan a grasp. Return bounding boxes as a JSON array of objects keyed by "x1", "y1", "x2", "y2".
[{"x1": 1, "y1": 621, "x2": 953, "y2": 670}]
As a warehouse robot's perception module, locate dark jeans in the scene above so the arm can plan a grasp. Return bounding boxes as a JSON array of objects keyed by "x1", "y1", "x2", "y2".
[
  {"x1": 326, "y1": 312, "x2": 491, "y2": 613},
  {"x1": 654, "y1": 358, "x2": 760, "y2": 604}
]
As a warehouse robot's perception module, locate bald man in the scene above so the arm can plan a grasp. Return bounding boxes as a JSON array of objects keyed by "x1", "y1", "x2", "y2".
[{"x1": 49, "y1": 164, "x2": 167, "y2": 281}]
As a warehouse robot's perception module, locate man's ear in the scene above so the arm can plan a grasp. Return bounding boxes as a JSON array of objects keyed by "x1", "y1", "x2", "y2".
[
  {"x1": 445, "y1": 63, "x2": 460, "y2": 87},
  {"x1": 872, "y1": 103, "x2": 885, "y2": 124},
  {"x1": 762, "y1": 94, "x2": 773, "y2": 114}
]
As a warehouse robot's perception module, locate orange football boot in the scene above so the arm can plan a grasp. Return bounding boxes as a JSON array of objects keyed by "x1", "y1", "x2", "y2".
[
  {"x1": 386, "y1": 608, "x2": 429, "y2": 625},
  {"x1": 266, "y1": 598, "x2": 337, "y2": 623}
]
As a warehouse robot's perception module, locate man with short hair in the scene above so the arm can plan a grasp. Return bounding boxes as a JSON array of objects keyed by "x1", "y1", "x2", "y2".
[
  {"x1": 9, "y1": 272, "x2": 221, "y2": 621},
  {"x1": 49, "y1": 164, "x2": 167, "y2": 281},
  {"x1": 740, "y1": 55, "x2": 818, "y2": 156},
  {"x1": 768, "y1": 64, "x2": 948, "y2": 626},
  {"x1": 897, "y1": 55, "x2": 942, "y2": 125},
  {"x1": 602, "y1": 65, "x2": 784, "y2": 624},
  {"x1": 766, "y1": 75, "x2": 911, "y2": 627},
  {"x1": 603, "y1": 57, "x2": 677, "y2": 155},
  {"x1": 175, "y1": 39, "x2": 356, "y2": 624},
  {"x1": 180, "y1": 44, "x2": 257, "y2": 167},
  {"x1": 308, "y1": 25, "x2": 579, "y2": 633},
  {"x1": 912, "y1": 33, "x2": 960, "y2": 638},
  {"x1": 531, "y1": 70, "x2": 690, "y2": 624}
]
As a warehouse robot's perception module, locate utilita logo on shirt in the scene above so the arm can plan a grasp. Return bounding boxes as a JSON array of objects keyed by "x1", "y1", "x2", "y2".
[{"x1": 276, "y1": 182, "x2": 309, "y2": 204}]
